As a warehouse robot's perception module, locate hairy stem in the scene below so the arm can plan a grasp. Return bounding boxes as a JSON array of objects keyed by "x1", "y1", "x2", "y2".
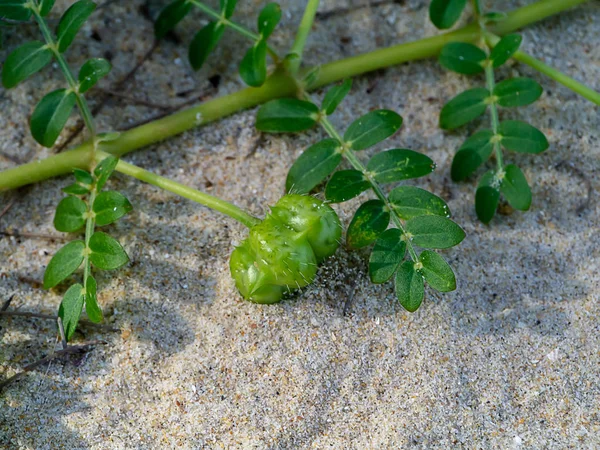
[
  {"x1": 0, "y1": 0, "x2": 590, "y2": 191},
  {"x1": 189, "y1": 0, "x2": 279, "y2": 61},
  {"x1": 288, "y1": 0, "x2": 320, "y2": 74},
  {"x1": 98, "y1": 152, "x2": 260, "y2": 228},
  {"x1": 316, "y1": 107, "x2": 419, "y2": 262}
]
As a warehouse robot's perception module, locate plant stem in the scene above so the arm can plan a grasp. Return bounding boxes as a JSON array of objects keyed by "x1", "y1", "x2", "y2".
[
  {"x1": 484, "y1": 62, "x2": 503, "y2": 172},
  {"x1": 189, "y1": 0, "x2": 279, "y2": 61},
  {"x1": 0, "y1": 0, "x2": 590, "y2": 191},
  {"x1": 288, "y1": 0, "x2": 320, "y2": 74},
  {"x1": 316, "y1": 106, "x2": 419, "y2": 262},
  {"x1": 97, "y1": 152, "x2": 260, "y2": 228}
]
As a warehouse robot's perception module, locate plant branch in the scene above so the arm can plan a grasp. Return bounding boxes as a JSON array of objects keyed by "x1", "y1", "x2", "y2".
[
  {"x1": 288, "y1": 0, "x2": 320, "y2": 74},
  {"x1": 0, "y1": 0, "x2": 591, "y2": 191},
  {"x1": 97, "y1": 152, "x2": 261, "y2": 228},
  {"x1": 484, "y1": 62, "x2": 503, "y2": 172}
]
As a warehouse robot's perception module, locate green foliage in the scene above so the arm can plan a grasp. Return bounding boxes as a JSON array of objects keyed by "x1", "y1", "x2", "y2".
[
  {"x1": 189, "y1": 22, "x2": 225, "y2": 71},
  {"x1": 56, "y1": 0, "x2": 97, "y2": 53},
  {"x1": 388, "y1": 186, "x2": 450, "y2": 219},
  {"x1": 94, "y1": 155, "x2": 118, "y2": 191},
  {"x1": 39, "y1": 0, "x2": 56, "y2": 17},
  {"x1": 93, "y1": 191, "x2": 133, "y2": 226},
  {"x1": 78, "y1": 58, "x2": 111, "y2": 93},
  {"x1": 438, "y1": 42, "x2": 486, "y2": 75},
  {"x1": 0, "y1": 0, "x2": 31, "y2": 22},
  {"x1": 239, "y1": 40, "x2": 267, "y2": 87},
  {"x1": 490, "y1": 34, "x2": 522, "y2": 67},
  {"x1": 346, "y1": 200, "x2": 390, "y2": 248},
  {"x1": 89, "y1": 231, "x2": 129, "y2": 270},
  {"x1": 2, "y1": 41, "x2": 52, "y2": 88},
  {"x1": 494, "y1": 77, "x2": 543, "y2": 107},
  {"x1": 450, "y1": 129, "x2": 494, "y2": 181},
  {"x1": 85, "y1": 275, "x2": 103, "y2": 323},
  {"x1": 30, "y1": 89, "x2": 77, "y2": 147},
  {"x1": 497, "y1": 120, "x2": 548, "y2": 154},
  {"x1": 475, "y1": 171, "x2": 500, "y2": 224},
  {"x1": 257, "y1": 2, "x2": 281, "y2": 38},
  {"x1": 439, "y1": 87, "x2": 489, "y2": 130},
  {"x1": 343, "y1": 110, "x2": 402, "y2": 150},
  {"x1": 419, "y1": 251, "x2": 456, "y2": 292},
  {"x1": 43, "y1": 240, "x2": 85, "y2": 289},
  {"x1": 395, "y1": 261, "x2": 424, "y2": 312},
  {"x1": 58, "y1": 283, "x2": 85, "y2": 340},
  {"x1": 500, "y1": 164, "x2": 531, "y2": 211},
  {"x1": 154, "y1": 0, "x2": 192, "y2": 39},
  {"x1": 405, "y1": 215, "x2": 465, "y2": 249},
  {"x1": 366, "y1": 149, "x2": 434, "y2": 183},
  {"x1": 286, "y1": 138, "x2": 341, "y2": 194},
  {"x1": 321, "y1": 79, "x2": 352, "y2": 115},
  {"x1": 54, "y1": 195, "x2": 87, "y2": 232},
  {"x1": 256, "y1": 98, "x2": 319, "y2": 132},
  {"x1": 369, "y1": 229, "x2": 406, "y2": 284},
  {"x1": 429, "y1": 0, "x2": 467, "y2": 29},
  {"x1": 325, "y1": 170, "x2": 370, "y2": 203}
]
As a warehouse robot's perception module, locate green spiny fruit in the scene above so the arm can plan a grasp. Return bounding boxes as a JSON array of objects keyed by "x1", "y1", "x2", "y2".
[{"x1": 230, "y1": 194, "x2": 341, "y2": 304}]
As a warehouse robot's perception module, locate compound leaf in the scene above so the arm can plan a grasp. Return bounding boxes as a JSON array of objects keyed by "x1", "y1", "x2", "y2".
[
  {"x1": 346, "y1": 200, "x2": 390, "y2": 248},
  {"x1": 286, "y1": 138, "x2": 342, "y2": 194}
]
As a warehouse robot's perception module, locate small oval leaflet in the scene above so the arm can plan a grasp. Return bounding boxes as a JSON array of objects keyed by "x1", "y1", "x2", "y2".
[
  {"x1": 189, "y1": 22, "x2": 225, "y2": 71},
  {"x1": 368, "y1": 228, "x2": 406, "y2": 284},
  {"x1": 240, "y1": 40, "x2": 267, "y2": 87},
  {"x1": 30, "y1": 89, "x2": 77, "y2": 147},
  {"x1": 89, "y1": 231, "x2": 129, "y2": 270},
  {"x1": 346, "y1": 200, "x2": 390, "y2": 248},
  {"x1": 94, "y1": 156, "x2": 119, "y2": 191},
  {"x1": 93, "y1": 191, "x2": 133, "y2": 227},
  {"x1": 395, "y1": 261, "x2": 424, "y2": 312},
  {"x1": 56, "y1": 0, "x2": 97, "y2": 53},
  {"x1": 286, "y1": 138, "x2": 342, "y2": 194},
  {"x1": 439, "y1": 42, "x2": 486, "y2": 75},
  {"x1": 220, "y1": 0, "x2": 238, "y2": 18},
  {"x1": 344, "y1": 110, "x2": 403, "y2": 151},
  {"x1": 440, "y1": 88, "x2": 489, "y2": 130},
  {"x1": 405, "y1": 215, "x2": 465, "y2": 249},
  {"x1": 366, "y1": 149, "x2": 434, "y2": 184},
  {"x1": 0, "y1": 0, "x2": 32, "y2": 21},
  {"x1": 256, "y1": 98, "x2": 319, "y2": 133},
  {"x1": 154, "y1": 0, "x2": 192, "y2": 38},
  {"x1": 258, "y1": 2, "x2": 281, "y2": 39},
  {"x1": 388, "y1": 186, "x2": 450, "y2": 220},
  {"x1": 54, "y1": 195, "x2": 87, "y2": 232},
  {"x1": 475, "y1": 170, "x2": 500, "y2": 224},
  {"x1": 451, "y1": 129, "x2": 494, "y2": 181},
  {"x1": 324, "y1": 169, "x2": 371, "y2": 203},
  {"x1": 494, "y1": 77, "x2": 543, "y2": 107},
  {"x1": 490, "y1": 34, "x2": 522, "y2": 68},
  {"x1": 500, "y1": 164, "x2": 531, "y2": 211},
  {"x1": 2, "y1": 41, "x2": 53, "y2": 89},
  {"x1": 43, "y1": 240, "x2": 86, "y2": 289},
  {"x1": 321, "y1": 79, "x2": 352, "y2": 115},
  {"x1": 429, "y1": 0, "x2": 467, "y2": 29},
  {"x1": 497, "y1": 120, "x2": 548, "y2": 154},
  {"x1": 85, "y1": 275, "x2": 103, "y2": 323},
  {"x1": 419, "y1": 250, "x2": 456, "y2": 292},
  {"x1": 78, "y1": 58, "x2": 111, "y2": 93},
  {"x1": 58, "y1": 283, "x2": 85, "y2": 340}
]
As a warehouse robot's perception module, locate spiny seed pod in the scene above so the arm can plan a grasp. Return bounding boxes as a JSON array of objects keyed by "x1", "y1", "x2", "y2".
[{"x1": 230, "y1": 194, "x2": 342, "y2": 304}]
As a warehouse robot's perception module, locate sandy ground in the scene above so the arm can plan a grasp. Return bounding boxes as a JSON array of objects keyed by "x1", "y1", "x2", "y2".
[{"x1": 1, "y1": 0, "x2": 599, "y2": 448}]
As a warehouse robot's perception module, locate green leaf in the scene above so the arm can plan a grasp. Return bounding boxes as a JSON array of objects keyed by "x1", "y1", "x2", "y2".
[
  {"x1": 451, "y1": 129, "x2": 494, "y2": 181},
  {"x1": 2, "y1": 41, "x2": 53, "y2": 89},
  {"x1": 0, "y1": 0, "x2": 31, "y2": 21},
  {"x1": 344, "y1": 110, "x2": 403, "y2": 150},
  {"x1": 395, "y1": 261, "x2": 424, "y2": 312},
  {"x1": 286, "y1": 138, "x2": 342, "y2": 194},
  {"x1": 220, "y1": 0, "x2": 237, "y2": 18},
  {"x1": 56, "y1": 0, "x2": 97, "y2": 53},
  {"x1": 497, "y1": 120, "x2": 548, "y2": 154},
  {"x1": 438, "y1": 42, "x2": 486, "y2": 75},
  {"x1": 494, "y1": 77, "x2": 543, "y2": 107},
  {"x1": 78, "y1": 58, "x2": 111, "y2": 93},
  {"x1": 368, "y1": 228, "x2": 406, "y2": 284},
  {"x1": 239, "y1": 40, "x2": 267, "y2": 87},
  {"x1": 500, "y1": 164, "x2": 531, "y2": 211},
  {"x1": 255, "y1": 98, "x2": 319, "y2": 133},
  {"x1": 85, "y1": 275, "x2": 103, "y2": 323},
  {"x1": 482, "y1": 12, "x2": 507, "y2": 24},
  {"x1": 475, "y1": 170, "x2": 500, "y2": 223},
  {"x1": 73, "y1": 168, "x2": 93, "y2": 185},
  {"x1": 30, "y1": 89, "x2": 77, "y2": 147},
  {"x1": 321, "y1": 79, "x2": 352, "y2": 115},
  {"x1": 440, "y1": 88, "x2": 489, "y2": 130},
  {"x1": 388, "y1": 186, "x2": 450, "y2": 220},
  {"x1": 257, "y1": 2, "x2": 280, "y2": 39},
  {"x1": 429, "y1": 0, "x2": 467, "y2": 29},
  {"x1": 346, "y1": 200, "x2": 390, "y2": 249},
  {"x1": 39, "y1": 0, "x2": 55, "y2": 16},
  {"x1": 43, "y1": 240, "x2": 85, "y2": 289},
  {"x1": 94, "y1": 156, "x2": 118, "y2": 191},
  {"x1": 188, "y1": 21, "x2": 225, "y2": 71},
  {"x1": 154, "y1": 0, "x2": 192, "y2": 38},
  {"x1": 490, "y1": 34, "x2": 522, "y2": 68},
  {"x1": 89, "y1": 231, "x2": 129, "y2": 270},
  {"x1": 366, "y1": 149, "x2": 434, "y2": 184},
  {"x1": 405, "y1": 215, "x2": 465, "y2": 249},
  {"x1": 54, "y1": 196, "x2": 87, "y2": 232},
  {"x1": 63, "y1": 183, "x2": 90, "y2": 195},
  {"x1": 58, "y1": 283, "x2": 84, "y2": 340},
  {"x1": 419, "y1": 250, "x2": 456, "y2": 292},
  {"x1": 324, "y1": 169, "x2": 371, "y2": 203},
  {"x1": 93, "y1": 191, "x2": 132, "y2": 226}
]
